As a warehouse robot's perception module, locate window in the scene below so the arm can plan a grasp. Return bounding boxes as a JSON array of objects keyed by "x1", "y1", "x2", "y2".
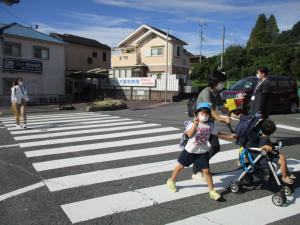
[
  {"x1": 34, "y1": 46, "x2": 49, "y2": 60},
  {"x1": 92, "y1": 52, "x2": 98, "y2": 58},
  {"x1": 176, "y1": 46, "x2": 181, "y2": 57},
  {"x1": 87, "y1": 57, "x2": 93, "y2": 64},
  {"x1": 151, "y1": 47, "x2": 164, "y2": 56},
  {"x1": 229, "y1": 78, "x2": 257, "y2": 90},
  {"x1": 103, "y1": 52, "x2": 107, "y2": 62},
  {"x1": 3, "y1": 42, "x2": 21, "y2": 57},
  {"x1": 278, "y1": 79, "x2": 290, "y2": 89},
  {"x1": 120, "y1": 56, "x2": 128, "y2": 60}
]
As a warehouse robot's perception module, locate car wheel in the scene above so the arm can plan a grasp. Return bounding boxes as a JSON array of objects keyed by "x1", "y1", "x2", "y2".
[{"x1": 289, "y1": 102, "x2": 298, "y2": 113}]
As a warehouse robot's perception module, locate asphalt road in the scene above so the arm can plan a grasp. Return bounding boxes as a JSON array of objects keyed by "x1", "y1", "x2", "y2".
[{"x1": 0, "y1": 100, "x2": 300, "y2": 225}]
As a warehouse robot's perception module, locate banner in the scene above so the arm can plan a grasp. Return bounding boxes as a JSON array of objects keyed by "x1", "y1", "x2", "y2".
[
  {"x1": 3, "y1": 58, "x2": 42, "y2": 73},
  {"x1": 110, "y1": 77, "x2": 156, "y2": 87}
]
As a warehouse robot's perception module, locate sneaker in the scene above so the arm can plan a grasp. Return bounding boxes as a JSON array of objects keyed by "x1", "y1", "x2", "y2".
[
  {"x1": 22, "y1": 124, "x2": 27, "y2": 129},
  {"x1": 15, "y1": 125, "x2": 22, "y2": 129},
  {"x1": 290, "y1": 173, "x2": 296, "y2": 179},
  {"x1": 192, "y1": 172, "x2": 205, "y2": 181},
  {"x1": 282, "y1": 176, "x2": 294, "y2": 184},
  {"x1": 167, "y1": 178, "x2": 177, "y2": 192},
  {"x1": 209, "y1": 189, "x2": 221, "y2": 201}
]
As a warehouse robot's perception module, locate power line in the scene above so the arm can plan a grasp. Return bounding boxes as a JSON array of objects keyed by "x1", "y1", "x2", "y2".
[{"x1": 0, "y1": 4, "x2": 31, "y2": 27}]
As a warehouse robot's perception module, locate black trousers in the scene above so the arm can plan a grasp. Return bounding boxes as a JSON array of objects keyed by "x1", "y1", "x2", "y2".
[{"x1": 192, "y1": 134, "x2": 220, "y2": 174}]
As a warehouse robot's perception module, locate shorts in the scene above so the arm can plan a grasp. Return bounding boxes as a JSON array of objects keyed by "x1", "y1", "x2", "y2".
[{"x1": 178, "y1": 150, "x2": 209, "y2": 170}]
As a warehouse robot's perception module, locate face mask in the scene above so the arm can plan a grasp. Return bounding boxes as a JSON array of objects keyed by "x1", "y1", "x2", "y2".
[
  {"x1": 199, "y1": 115, "x2": 209, "y2": 122},
  {"x1": 256, "y1": 73, "x2": 261, "y2": 79},
  {"x1": 18, "y1": 81, "x2": 23, "y2": 86},
  {"x1": 216, "y1": 83, "x2": 224, "y2": 91}
]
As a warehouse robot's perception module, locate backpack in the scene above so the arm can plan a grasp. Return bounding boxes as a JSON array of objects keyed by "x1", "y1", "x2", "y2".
[
  {"x1": 235, "y1": 113, "x2": 261, "y2": 146},
  {"x1": 187, "y1": 97, "x2": 197, "y2": 117},
  {"x1": 179, "y1": 120, "x2": 214, "y2": 150}
]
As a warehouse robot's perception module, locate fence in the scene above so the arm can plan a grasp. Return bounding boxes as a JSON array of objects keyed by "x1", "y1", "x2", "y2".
[{"x1": 0, "y1": 94, "x2": 73, "y2": 108}]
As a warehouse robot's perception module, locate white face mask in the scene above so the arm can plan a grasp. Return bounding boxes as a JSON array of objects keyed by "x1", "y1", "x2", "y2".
[
  {"x1": 216, "y1": 83, "x2": 224, "y2": 91},
  {"x1": 198, "y1": 115, "x2": 209, "y2": 122},
  {"x1": 256, "y1": 73, "x2": 260, "y2": 79},
  {"x1": 18, "y1": 81, "x2": 23, "y2": 86}
]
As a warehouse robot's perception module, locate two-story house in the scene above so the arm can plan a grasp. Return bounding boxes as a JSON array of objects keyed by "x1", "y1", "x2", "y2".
[
  {"x1": 111, "y1": 24, "x2": 190, "y2": 82},
  {"x1": 50, "y1": 33, "x2": 111, "y2": 100},
  {"x1": 0, "y1": 23, "x2": 65, "y2": 98}
]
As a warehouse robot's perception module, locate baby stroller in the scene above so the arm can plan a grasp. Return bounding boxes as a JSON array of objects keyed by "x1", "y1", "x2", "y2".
[{"x1": 229, "y1": 113, "x2": 294, "y2": 206}]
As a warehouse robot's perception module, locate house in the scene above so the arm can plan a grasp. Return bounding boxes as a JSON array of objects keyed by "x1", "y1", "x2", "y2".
[
  {"x1": 0, "y1": 23, "x2": 65, "y2": 99},
  {"x1": 108, "y1": 24, "x2": 191, "y2": 101},
  {"x1": 111, "y1": 24, "x2": 190, "y2": 82},
  {"x1": 50, "y1": 33, "x2": 111, "y2": 101}
]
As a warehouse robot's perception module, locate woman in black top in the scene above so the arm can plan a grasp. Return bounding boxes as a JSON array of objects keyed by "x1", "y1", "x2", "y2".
[{"x1": 249, "y1": 67, "x2": 271, "y2": 119}]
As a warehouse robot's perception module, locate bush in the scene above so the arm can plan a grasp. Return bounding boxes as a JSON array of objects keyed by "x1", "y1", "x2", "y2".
[{"x1": 86, "y1": 99, "x2": 127, "y2": 111}]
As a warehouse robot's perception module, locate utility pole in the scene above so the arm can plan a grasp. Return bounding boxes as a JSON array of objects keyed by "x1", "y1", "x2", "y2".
[
  {"x1": 198, "y1": 22, "x2": 206, "y2": 63},
  {"x1": 220, "y1": 26, "x2": 225, "y2": 70},
  {"x1": 165, "y1": 28, "x2": 169, "y2": 102}
]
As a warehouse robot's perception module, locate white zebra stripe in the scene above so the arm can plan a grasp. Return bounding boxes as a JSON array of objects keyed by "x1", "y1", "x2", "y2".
[
  {"x1": 44, "y1": 148, "x2": 237, "y2": 192},
  {"x1": 19, "y1": 126, "x2": 177, "y2": 148},
  {"x1": 167, "y1": 188, "x2": 300, "y2": 225},
  {"x1": 10, "y1": 119, "x2": 134, "y2": 135},
  {"x1": 60, "y1": 159, "x2": 300, "y2": 224},
  {"x1": 14, "y1": 121, "x2": 146, "y2": 140},
  {"x1": 7, "y1": 116, "x2": 124, "y2": 131}
]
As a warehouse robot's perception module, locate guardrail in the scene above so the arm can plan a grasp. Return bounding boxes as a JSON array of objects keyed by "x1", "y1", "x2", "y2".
[{"x1": 0, "y1": 94, "x2": 73, "y2": 108}]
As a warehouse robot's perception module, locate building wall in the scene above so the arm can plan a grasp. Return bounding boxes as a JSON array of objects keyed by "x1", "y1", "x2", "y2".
[
  {"x1": 112, "y1": 32, "x2": 190, "y2": 76},
  {"x1": 0, "y1": 35, "x2": 65, "y2": 95},
  {"x1": 65, "y1": 43, "x2": 111, "y2": 72}
]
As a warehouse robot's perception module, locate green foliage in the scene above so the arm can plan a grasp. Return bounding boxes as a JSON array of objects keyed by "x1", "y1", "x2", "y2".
[{"x1": 191, "y1": 15, "x2": 300, "y2": 85}]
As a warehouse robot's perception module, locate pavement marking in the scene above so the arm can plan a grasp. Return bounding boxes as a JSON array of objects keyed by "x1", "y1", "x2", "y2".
[
  {"x1": 44, "y1": 148, "x2": 238, "y2": 192},
  {"x1": 276, "y1": 124, "x2": 300, "y2": 132},
  {"x1": 24, "y1": 134, "x2": 230, "y2": 158},
  {"x1": 0, "y1": 112, "x2": 100, "y2": 121},
  {"x1": 3, "y1": 115, "x2": 111, "y2": 127},
  {"x1": 0, "y1": 114, "x2": 110, "y2": 124},
  {"x1": 33, "y1": 144, "x2": 179, "y2": 171},
  {"x1": 14, "y1": 121, "x2": 146, "y2": 140},
  {"x1": 24, "y1": 133, "x2": 182, "y2": 157},
  {"x1": 166, "y1": 187, "x2": 300, "y2": 225},
  {"x1": 0, "y1": 144, "x2": 19, "y2": 148},
  {"x1": 7, "y1": 116, "x2": 124, "y2": 131},
  {"x1": 61, "y1": 158, "x2": 300, "y2": 224},
  {"x1": 10, "y1": 119, "x2": 134, "y2": 135},
  {"x1": 0, "y1": 181, "x2": 45, "y2": 202},
  {"x1": 19, "y1": 126, "x2": 178, "y2": 148}
]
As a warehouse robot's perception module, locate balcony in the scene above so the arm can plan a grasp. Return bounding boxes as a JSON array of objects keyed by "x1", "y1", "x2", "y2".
[{"x1": 111, "y1": 47, "x2": 140, "y2": 67}]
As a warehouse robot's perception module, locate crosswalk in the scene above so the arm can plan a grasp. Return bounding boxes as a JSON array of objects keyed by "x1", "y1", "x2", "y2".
[{"x1": 1, "y1": 111, "x2": 299, "y2": 225}]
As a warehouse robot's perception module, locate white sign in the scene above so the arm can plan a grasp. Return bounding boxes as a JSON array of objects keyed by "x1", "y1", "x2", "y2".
[{"x1": 110, "y1": 78, "x2": 156, "y2": 87}]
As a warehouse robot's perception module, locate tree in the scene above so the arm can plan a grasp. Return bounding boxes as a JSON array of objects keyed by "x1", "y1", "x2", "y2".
[
  {"x1": 247, "y1": 14, "x2": 268, "y2": 49},
  {"x1": 266, "y1": 14, "x2": 279, "y2": 42}
]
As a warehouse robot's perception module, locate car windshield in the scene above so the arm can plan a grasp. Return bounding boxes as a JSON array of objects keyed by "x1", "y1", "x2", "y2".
[{"x1": 229, "y1": 78, "x2": 257, "y2": 90}]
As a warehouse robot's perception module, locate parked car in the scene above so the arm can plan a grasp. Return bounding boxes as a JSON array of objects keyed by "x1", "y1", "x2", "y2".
[{"x1": 221, "y1": 76, "x2": 299, "y2": 114}]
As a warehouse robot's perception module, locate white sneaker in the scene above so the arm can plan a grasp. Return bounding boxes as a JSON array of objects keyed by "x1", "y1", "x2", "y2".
[
  {"x1": 16, "y1": 125, "x2": 22, "y2": 129},
  {"x1": 22, "y1": 124, "x2": 27, "y2": 129},
  {"x1": 192, "y1": 172, "x2": 205, "y2": 181}
]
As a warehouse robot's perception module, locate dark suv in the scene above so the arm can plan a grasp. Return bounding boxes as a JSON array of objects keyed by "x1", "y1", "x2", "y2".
[{"x1": 221, "y1": 76, "x2": 299, "y2": 114}]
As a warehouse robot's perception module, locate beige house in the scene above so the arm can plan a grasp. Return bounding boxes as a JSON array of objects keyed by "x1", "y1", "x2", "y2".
[
  {"x1": 50, "y1": 33, "x2": 111, "y2": 100},
  {"x1": 0, "y1": 23, "x2": 65, "y2": 97},
  {"x1": 111, "y1": 24, "x2": 190, "y2": 82},
  {"x1": 50, "y1": 33, "x2": 111, "y2": 73}
]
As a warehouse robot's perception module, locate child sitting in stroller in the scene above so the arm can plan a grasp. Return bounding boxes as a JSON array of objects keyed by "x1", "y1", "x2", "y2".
[
  {"x1": 230, "y1": 115, "x2": 295, "y2": 206},
  {"x1": 251, "y1": 120, "x2": 294, "y2": 184}
]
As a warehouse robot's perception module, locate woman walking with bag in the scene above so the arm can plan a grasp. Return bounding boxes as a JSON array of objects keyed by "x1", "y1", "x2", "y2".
[{"x1": 11, "y1": 78, "x2": 29, "y2": 129}]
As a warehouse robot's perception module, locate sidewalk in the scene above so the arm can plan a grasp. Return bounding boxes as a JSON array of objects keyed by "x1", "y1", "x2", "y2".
[{"x1": 0, "y1": 100, "x2": 172, "y2": 116}]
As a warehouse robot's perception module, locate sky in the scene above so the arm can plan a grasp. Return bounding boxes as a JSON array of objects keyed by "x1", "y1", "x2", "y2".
[{"x1": 0, "y1": 0, "x2": 300, "y2": 56}]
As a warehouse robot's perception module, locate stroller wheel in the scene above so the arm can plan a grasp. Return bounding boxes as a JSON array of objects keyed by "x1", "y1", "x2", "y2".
[
  {"x1": 272, "y1": 192, "x2": 286, "y2": 206},
  {"x1": 230, "y1": 182, "x2": 240, "y2": 193},
  {"x1": 283, "y1": 185, "x2": 294, "y2": 196},
  {"x1": 241, "y1": 174, "x2": 253, "y2": 186}
]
